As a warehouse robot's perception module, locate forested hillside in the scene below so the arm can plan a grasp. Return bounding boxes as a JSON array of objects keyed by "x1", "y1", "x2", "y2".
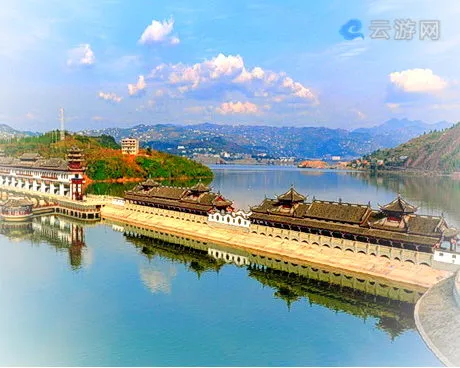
[
  {"x1": 362, "y1": 123, "x2": 460, "y2": 173},
  {"x1": 0, "y1": 132, "x2": 213, "y2": 181}
]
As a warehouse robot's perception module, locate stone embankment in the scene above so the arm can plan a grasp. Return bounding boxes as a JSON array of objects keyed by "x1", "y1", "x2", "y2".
[
  {"x1": 415, "y1": 270, "x2": 460, "y2": 366},
  {"x1": 101, "y1": 203, "x2": 451, "y2": 290}
]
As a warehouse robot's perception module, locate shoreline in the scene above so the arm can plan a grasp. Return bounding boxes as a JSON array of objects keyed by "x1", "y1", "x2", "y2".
[
  {"x1": 84, "y1": 174, "x2": 214, "y2": 185},
  {"x1": 100, "y1": 204, "x2": 451, "y2": 291},
  {"x1": 209, "y1": 163, "x2": 459, "y2": 178}
]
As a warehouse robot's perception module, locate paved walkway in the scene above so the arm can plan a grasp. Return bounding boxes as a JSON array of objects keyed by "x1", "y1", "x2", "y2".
[
  {"x1": 101, "y1": 205, "x2": 451, "y2": 290},
  {"x1": 415, "y1": 275, "x2": 460, "y2": 366}
]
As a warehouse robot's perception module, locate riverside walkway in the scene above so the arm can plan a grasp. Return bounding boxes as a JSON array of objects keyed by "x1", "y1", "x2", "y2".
[
  {"x1": 101, "y1": 204, "x2": 451, "y2": 290},
  {"x1": 415, "y1": 271, "x2": 460, "y2": 366}
]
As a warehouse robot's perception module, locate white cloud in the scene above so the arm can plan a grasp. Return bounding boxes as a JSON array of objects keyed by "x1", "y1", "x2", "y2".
[
  {"x1": 170, "y1": 36, "x2": 180, "y2": 45},
  {"x1": 351, "y1": 108, "x2": 366, "y2": 120},
  {"x1": 138, "y1": 18, "x2": 180, "y2": 45},
  {"x1": 67, "y1": 44, "x2": 95, "y2": 67},
  {"x1": 216, "y1": 101, "x2": 260, "y2": 115},
  {"x1": 148, "y1": 53, "x2": 318, "y2": 104},
  {"x1": 98, "y1": 91, "x2": 122, "y2": 103},
  {"x1": 386, "y1": 102, "x2": 401, "y2": 110},
  {"x1": 128, "y1": 75, "x2": 146, "y2": 96},
  {"x1": 389, "y1": 68, "x2": 447, "y2": 93},
  {"x1": 140, "y1": 265, "x2": 176, "y2": 294}
]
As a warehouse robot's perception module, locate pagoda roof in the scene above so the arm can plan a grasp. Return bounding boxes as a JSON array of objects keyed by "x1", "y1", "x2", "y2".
[
  {"x1": 190, "y1": 181, "x2": 210, "y2": 193},
  {"x1": 379, "y1": 195, "x2": 417, "y2": 214},
  {"x1": 212, "y1": 195, "x2": 233, "y2": 207},
  {"x1": 277, "y1": 187, "x2": 306, "y2": 202}
]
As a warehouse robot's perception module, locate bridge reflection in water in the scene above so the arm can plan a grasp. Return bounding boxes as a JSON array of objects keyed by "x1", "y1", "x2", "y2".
[
  {"x1": 113, "y1": 220, "x2": 419, "y2": 340},
  {"x1": 0, "y1": 215, "x2": 87, "y2": 270},
  {"x1": 1, "y1": 216, "x2": 419, "y2": 340}
]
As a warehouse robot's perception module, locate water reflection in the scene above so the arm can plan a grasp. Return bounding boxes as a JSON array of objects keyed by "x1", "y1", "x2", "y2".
[
  {"x1": 120, "y1": 221, "x2": 418, "y2": 341},
  {"x1": 0, "y1": 216, "x2": 87, "y2": 270},
  {"x1": 249, "y1": 267, "x2": 415, "y2": 341},
  {"x1": 124, "y1": 231, "x2": 224, "y2": 278},
  {"x1": 1, "y1": 213, "x2": 428, "y2": 342},
  {"x1": 139, "y1": 263, "x2": 177, "y2": 294}
]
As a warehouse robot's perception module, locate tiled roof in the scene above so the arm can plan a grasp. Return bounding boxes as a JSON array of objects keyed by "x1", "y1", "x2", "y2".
[
  {"x1": 126, "y1": 181, "x2": 232, "y2": 212},
  {"x1": 212, "y1": 195, "x2": 233, "y2": 207},
  {"x1": 0, "y1": 156, "x2": 69, "y2": 170},
  {"x1": 306, "y1": 201, "x2": 370, "y2": 224},
  {"x1": 249, "y1": 187, "x2": 456, "y2": 244},
  {"x1": 380, "y1": 196, "x2": 417, "y2": 213},
  {"x1": 252, "y1": 198, "x2": 370, "y2": 224},
  {"x1": 406, "y1": 215, "x2": 442, "y2": 236},
  {"x1": 277, "y1": 187, "x2": 306, "y2": 202},
  {"x1": 190, "y1": 181, "x2": 210, "y2": 193},
  {"x1": 125, "y1": 192, "x2": 213, "y2": 211},
  {"x1": 145, "y1": 186, "x2": 186, "y2": 200}
]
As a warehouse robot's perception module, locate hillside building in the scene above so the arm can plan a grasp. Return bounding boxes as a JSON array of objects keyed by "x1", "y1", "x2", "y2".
[{"x1": 121, "y1": 138, "x2": 139, "y2": 155}]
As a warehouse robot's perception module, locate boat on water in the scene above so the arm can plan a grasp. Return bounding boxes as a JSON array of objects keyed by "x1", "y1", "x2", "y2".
[{"x1": 0, "y1": 198, "x2": 33, "y2": 222}]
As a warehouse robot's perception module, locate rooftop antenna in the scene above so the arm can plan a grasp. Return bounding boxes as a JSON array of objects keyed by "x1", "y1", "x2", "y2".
[{"x1": 59, "y1": 107, "x2": 65, "y2": 141}]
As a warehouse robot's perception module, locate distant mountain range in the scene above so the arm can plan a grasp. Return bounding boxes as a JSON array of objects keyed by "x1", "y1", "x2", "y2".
[
  {"x1": 0, "y1": 123, "x2": 38, "y2": 139},
  {"x1": 78, "y1": 119, "x2": 454, "y2": 159},
  {"x1": 0, "y1": 119, "x2": 453, "y2": 160},
  {"x1": 353, "y1": 119, "x2": 452, "y2": 147}
]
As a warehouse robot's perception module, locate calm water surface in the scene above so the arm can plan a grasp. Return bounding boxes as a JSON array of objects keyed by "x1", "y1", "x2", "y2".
[{"x1": 2, "y1": 166, "x2": 458, "y2": 366}]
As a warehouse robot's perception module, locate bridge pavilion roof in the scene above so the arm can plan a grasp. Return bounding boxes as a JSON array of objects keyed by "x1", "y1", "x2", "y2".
[
  {"x1": 189, "y1": 181, "x2": 210, "y2": 193},
  {"x1": 125, "y1": 180, "x2": 232, "y2": 214},
  {"x1": 277, "y1": 187, "x2": 306, "y2": 203},
  {"x1": 379, "y1": 195, "x2": 417, "y2": 214},
  {"x1": 249, "y1": 187, "x2": 456, "y2": 246}
]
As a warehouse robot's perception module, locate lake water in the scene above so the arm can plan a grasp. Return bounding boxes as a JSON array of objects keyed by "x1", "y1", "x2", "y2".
[{"x1": 2, "y1": 166, "x2": 458, "y2": 366}]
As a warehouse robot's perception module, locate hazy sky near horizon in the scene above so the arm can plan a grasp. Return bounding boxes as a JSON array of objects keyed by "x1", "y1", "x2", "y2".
[{"x1": 1, "y1": 0, "x2": 459, "y2": 132}]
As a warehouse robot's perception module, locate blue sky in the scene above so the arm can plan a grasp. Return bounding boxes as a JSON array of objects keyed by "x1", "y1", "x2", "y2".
[{"x1": 1, "y1": 0, "x2": 459, "y2": 132}]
